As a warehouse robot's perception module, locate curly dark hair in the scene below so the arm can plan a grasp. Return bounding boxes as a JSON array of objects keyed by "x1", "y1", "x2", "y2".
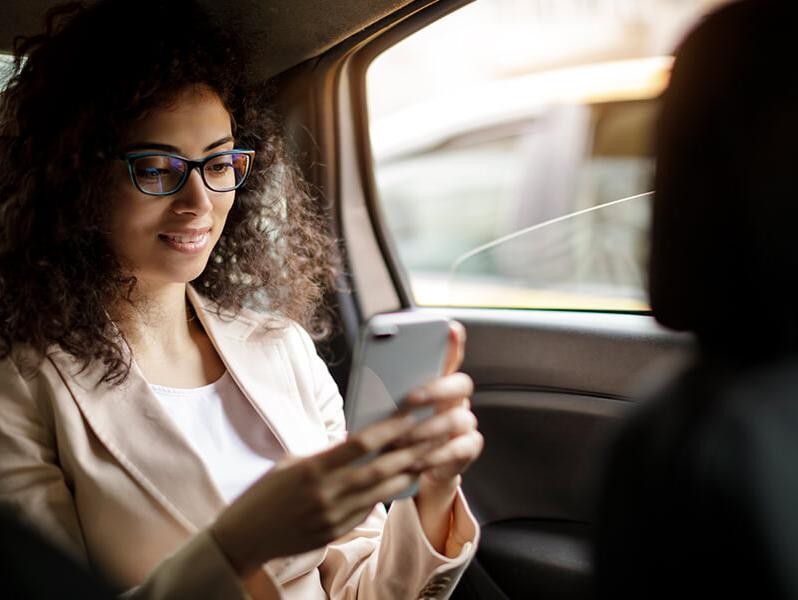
[{"x1": 0, "y1": 0, "x2": 340, "y2": 383}]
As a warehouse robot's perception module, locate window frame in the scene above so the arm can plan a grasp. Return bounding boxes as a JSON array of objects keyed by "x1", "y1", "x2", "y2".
[{"x1": 331, "y1": 0, "x2": 477, "y2": 316}]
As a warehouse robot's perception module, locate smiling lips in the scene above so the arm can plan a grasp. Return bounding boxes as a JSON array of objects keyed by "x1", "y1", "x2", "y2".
[{"x1": 158, "y1": 228, "x2": 212, "y2": 254}]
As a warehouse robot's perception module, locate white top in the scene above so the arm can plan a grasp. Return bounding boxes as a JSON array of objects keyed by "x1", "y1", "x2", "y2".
[{"x1": 150, "y1": 371, "x2": 283, "y2": 503}]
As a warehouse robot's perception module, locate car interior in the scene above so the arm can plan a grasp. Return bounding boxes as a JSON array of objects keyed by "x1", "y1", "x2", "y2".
[{"x1": 0, "y1": 1, "x2": 707, "y2": 598}]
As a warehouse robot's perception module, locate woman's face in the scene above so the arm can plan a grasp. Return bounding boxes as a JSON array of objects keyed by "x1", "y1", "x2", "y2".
[{"x1": 110, "y1": 86, "x2": 236, "y2": 286}]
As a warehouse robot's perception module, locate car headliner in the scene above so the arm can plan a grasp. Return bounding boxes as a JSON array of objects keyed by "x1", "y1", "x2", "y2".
[{"x1": 0, "y1": 0, "x2": 416, "y2": 80}]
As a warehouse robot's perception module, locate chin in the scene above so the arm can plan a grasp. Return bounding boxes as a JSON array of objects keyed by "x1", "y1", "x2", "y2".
[
  {"x1": 138, "y1": 260, "x2": 210, "y2": 287},
  {"x1": 175, "y1": 266, "x2": 209, "y2": 284}
]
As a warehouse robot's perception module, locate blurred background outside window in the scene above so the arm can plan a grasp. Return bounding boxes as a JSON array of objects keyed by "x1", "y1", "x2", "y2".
[
  {"x1": 367, "y1": 0, "x2": 730, "y2": 311},
  {"x1": 0, "y1": 54, "x2": 13, "y2": 88}
]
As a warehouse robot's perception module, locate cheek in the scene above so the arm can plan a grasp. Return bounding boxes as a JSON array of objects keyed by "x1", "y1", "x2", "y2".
[
  {"x1": 108, "y1": 195, "x2": 162, "y2": 255},
  {"x1": 213, "y1": 194, "x2": 236, "y2": 231},
  {"x1": 108, "y1": 195, "x2": 134, "y2": 251}
]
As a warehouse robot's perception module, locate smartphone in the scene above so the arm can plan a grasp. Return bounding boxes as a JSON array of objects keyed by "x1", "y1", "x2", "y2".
[{"x1": 344, "y1": 312, "x2": 450, "y2": 498}]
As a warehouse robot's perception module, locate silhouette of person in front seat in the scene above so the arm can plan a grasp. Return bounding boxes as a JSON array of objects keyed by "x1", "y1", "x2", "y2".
[{"x1": 594, "y1": 1, "x2": 798, "y2": 598}]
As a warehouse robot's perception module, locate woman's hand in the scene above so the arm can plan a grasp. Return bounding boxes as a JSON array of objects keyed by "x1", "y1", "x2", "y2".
[
  {"x1": 403, "y1": 321, "x2": 484, "y2": 553},
  {"x1": 211, "y1": 412, "x2": 432, "y2": 578},
  {"x1": 211, "y1": 320, "x2": 482, "y2": 574}
]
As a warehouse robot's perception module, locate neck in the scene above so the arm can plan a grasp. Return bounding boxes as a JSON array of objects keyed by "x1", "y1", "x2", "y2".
[
  {"x1": 112, "y1": 279, "x2": 226, "y2": 388},
  {"x1": 114, "y1": 280, "x2": 196, "y2": 354}
]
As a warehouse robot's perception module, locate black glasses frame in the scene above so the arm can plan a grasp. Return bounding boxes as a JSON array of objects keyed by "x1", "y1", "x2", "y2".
[{"x1": 120, "y1": 149, "x2": 256, "y2": 196}]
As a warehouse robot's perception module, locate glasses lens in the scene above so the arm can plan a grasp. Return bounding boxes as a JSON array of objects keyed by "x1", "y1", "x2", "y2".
[
  {"x1": 132, "y1": 155, "x2": 187, "y2": 194},
  {"x1": 204, "y1": 151, "x2": 251, "y2": 192}
]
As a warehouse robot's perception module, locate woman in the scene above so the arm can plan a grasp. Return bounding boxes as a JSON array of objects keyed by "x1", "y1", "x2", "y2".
[
  {"x1": 593, "y1": 1, "x2": 798, "y2": 598},
  {"x1": 0, "y1": 1, "x2": 482, "y2": 598}
]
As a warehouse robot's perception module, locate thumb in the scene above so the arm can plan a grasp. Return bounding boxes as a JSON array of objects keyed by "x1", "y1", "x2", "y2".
[{"x1": 442, "y1": 320, "x2": 466, "y2": 375}]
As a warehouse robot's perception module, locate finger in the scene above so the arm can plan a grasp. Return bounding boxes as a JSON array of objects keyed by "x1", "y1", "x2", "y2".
[
  {"x1": 328, "y1": 439, "x2": 433, "y2": 497},
  {"x1": 442, "y1": 321, "x2": 466, "y2": 376},
  {"x1": 334, "y1": 472, "x2": 419, "y2": 530},
  {"x1": 314, "y1": 411, "x2": 417, "y2": 471},
  {"x1": 416, "y1": 430, "x2": 484, "y2": 473},
  {"x1": 315, "y1": 469, "x2": 417, "y2": 542},
  {"x1": 405, "y1": 372, "x2": 473, "y2": 408},
  {"x1": 401, "y1": 407, "x2": 477, "y2": 444},
  {"x1": 298, "y1": 501, "x2": 375, "y2": 545},
  {"x1": 324, "y1": 506, "x2": 375, "y2": 542},
  {"x1": 270, "y1": 453, "x2": 302, "y2": 471}
]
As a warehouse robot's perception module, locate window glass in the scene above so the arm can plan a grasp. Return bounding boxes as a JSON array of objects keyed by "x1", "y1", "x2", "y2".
[
  {"x1": 367, "y1": 0, "x2": 730, "y2": 310},
  {"x1": 0, "y1": 54, "x2": 14, "y2": 89}
]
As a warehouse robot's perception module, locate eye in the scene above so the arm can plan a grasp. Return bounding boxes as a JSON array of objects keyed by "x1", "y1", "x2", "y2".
[
  {"x1": 129, "y1": 155, "x2": 186, "y2": 194},
  {"x1": 132, "y1": 156, "x2": 183, "y2": 179},
  {"x1": 205, "y1": 158, "x2": 234, "y2": 178},
  {"x1": 135, "y1": 166, "x2": 172, "y2": 181}
]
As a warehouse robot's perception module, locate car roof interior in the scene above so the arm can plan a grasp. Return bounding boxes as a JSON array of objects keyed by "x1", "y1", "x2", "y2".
[{"x1": 0, "y1": 0, "x2": 417, "y2": 79}]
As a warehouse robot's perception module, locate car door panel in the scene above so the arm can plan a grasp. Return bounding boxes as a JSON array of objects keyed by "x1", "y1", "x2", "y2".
[
  {"x1": 425, "y1": 309, "x2": 692, "y2": 598},
  {"x1": 477, "y1": 520, "x2": 591, "y2": 600}
]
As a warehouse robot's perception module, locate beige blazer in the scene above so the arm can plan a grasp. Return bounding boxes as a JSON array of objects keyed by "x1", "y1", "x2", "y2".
[{"x1": 0, "y1": 286, "x2": 478, "y2": 599}]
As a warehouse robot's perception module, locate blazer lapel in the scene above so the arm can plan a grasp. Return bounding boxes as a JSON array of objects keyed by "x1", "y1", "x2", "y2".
[
  {"x1": 187, "y1": 286, "x2": 324, "y2": 457},
  {"x1": 48, "y1": 346, "x2": 226, "y2": 533}
]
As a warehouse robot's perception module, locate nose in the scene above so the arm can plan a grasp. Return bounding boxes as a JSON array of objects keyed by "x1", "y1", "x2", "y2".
[{"x1": 171, "y1": 168, "x2": 213, "y2": 216}]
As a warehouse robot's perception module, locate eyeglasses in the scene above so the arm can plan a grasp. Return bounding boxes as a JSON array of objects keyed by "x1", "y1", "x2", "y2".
[{"x1": 120, "y1": 149, "x2": 255, "y2": 196}]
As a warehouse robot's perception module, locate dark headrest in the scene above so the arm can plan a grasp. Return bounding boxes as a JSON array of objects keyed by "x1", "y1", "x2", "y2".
[{"x1": 649, "y1": 0, "x2": 798, "y2": 354}]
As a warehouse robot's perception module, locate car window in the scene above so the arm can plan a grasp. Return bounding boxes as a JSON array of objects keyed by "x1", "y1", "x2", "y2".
[
  {"x1": 367, "y1": 0, "x2": 730, "y2": 311},
  {"x1": 0, "y1": 53, "x2": 14, "y2": 89}
]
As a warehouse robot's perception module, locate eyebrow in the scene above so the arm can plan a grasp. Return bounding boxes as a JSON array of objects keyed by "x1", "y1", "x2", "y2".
[{"x1": 122, "y1": 135, "x2": 234, "y2": 154}]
